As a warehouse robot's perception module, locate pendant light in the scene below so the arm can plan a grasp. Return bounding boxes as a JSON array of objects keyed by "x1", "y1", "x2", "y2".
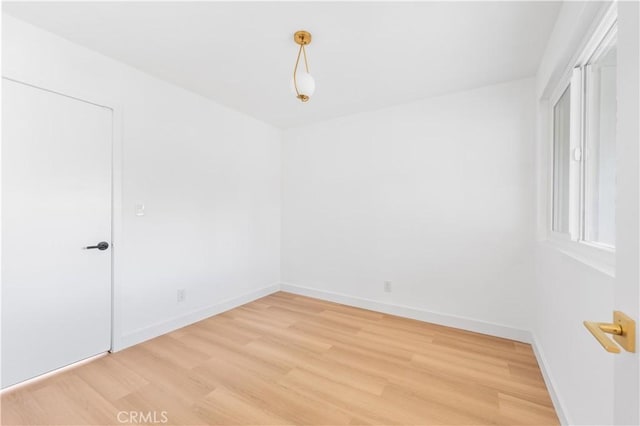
[{"x1": 291, "y1": 30, "x2": 315, "y2": 102}]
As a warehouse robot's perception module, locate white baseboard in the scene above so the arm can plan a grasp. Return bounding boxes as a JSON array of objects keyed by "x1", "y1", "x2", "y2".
[
  {"x1": 114, "y1": 284, "x2": 280, "y2": 351},
  {"x1": 530, "y1": 334, "x2": 570, "y2": 426},
  {"x1": 280, "y1": 282, "x2": 532, "y2": 343}
]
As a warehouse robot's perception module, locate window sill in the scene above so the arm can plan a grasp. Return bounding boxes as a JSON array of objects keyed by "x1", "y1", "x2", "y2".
[{"x1": 543, "y1": 236, "x2": 615, "y2": 278}]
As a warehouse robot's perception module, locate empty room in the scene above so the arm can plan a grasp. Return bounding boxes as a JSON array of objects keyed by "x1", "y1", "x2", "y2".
[{"x1": 1, "y1": 1, "x2": 639, "y2": 425}]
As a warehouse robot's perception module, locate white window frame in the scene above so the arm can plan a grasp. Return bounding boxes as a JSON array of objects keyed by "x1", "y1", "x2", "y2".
[
  {"x1": 548, "y1": 76, "x2": 575, "y2": 242},
  {"x1": 581, "y1": 27, "x2": 617, "y2": 251},
  {"x1": 546, "y1": 3, "x2": 617, "y2": 276}
]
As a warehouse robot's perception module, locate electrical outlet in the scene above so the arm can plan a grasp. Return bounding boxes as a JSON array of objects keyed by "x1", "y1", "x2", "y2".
[
  {"x1": 177, "y1": 289, "x2": 186, "y2": 303},
  {"x1": 384, "y1": 281, "x2": 392, "y2": 292}
]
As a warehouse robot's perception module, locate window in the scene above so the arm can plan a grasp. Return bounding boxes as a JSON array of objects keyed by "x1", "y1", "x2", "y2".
[
  {"x1": 552, "y1": 86, "x2": 571, "y2": 235},
  {"x1": 584, "y1": 36, "x2": 616, "y2": 248},
  {"x1": 549, "y1": 17, "x2": 617, "y2": 253}
]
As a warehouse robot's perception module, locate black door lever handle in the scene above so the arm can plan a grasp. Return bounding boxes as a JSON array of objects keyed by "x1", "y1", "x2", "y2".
[{"x1": 86, "y1": 241, "x2": 109, "y2": 250}]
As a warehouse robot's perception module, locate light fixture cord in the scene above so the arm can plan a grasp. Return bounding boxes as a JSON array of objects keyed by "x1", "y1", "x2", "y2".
[
  {"x1": 293, "y1": 43, "x2": 311, "y2": 97},
  {"x1": 302, "y1": 44, "x2": 310, "y2": 73},
  {"x1": 293, "y1": 44, "x2": 303, "y2": 97}
]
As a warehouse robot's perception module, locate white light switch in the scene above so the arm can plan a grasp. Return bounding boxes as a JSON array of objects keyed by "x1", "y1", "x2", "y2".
[{"x1": 135, "y1": 203, "x2": 145, "y2": 216}]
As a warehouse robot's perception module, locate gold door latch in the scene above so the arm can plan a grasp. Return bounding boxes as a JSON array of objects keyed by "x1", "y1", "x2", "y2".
[{"x1": 584, "y1": 311, "x2": 635, "y2": 353}]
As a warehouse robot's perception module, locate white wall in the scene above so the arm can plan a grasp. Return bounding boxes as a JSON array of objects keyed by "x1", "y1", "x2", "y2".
[
  {"x1": 532, "y1": 246, "x2": 614, "y2": 425},
  {"x1": 533, "y1": 5, "x2": 614, "y2": 421},
  {"x1": 2, "y1": 15, "x2": 282, "y2": 350},
  {"x1": 282, "y1": 78, "x2": 536, "y2": 338},
  {"x1": 532, "y1": 2, "x2": 633, "y2": 425}
]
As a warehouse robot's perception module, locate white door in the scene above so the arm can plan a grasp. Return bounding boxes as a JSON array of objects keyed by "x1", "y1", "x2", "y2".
[
  {"x1": 614, "y1": 2, "x2": 639, "y2": 423},
  {"x1": 1, "y1": 79, "x2": 112, "y2": 388}
]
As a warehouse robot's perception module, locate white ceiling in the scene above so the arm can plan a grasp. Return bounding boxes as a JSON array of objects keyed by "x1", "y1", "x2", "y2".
[{"x1": 3, "y1": 1, "x2": 561, "y2": 128}]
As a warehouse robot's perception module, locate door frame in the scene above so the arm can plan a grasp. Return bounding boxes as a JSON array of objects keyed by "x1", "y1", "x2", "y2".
[{"x1": 1, "y1": 76, "x2": 124, "y2": 353}]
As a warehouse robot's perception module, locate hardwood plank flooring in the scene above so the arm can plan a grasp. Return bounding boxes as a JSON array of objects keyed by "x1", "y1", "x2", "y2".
[{"x1": 1, "y1": 292, "x2": 559, "y2": 425}]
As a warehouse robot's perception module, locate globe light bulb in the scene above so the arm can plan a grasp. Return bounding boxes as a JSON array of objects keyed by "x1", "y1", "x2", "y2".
[{"x1": 291, "y1": 71, "x2": 315, "y2": 102}]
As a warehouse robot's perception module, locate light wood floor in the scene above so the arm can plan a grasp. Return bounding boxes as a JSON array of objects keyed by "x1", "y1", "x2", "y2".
[{"x1": 1, "y1": 292, "x2": 559, "y2": 425}]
